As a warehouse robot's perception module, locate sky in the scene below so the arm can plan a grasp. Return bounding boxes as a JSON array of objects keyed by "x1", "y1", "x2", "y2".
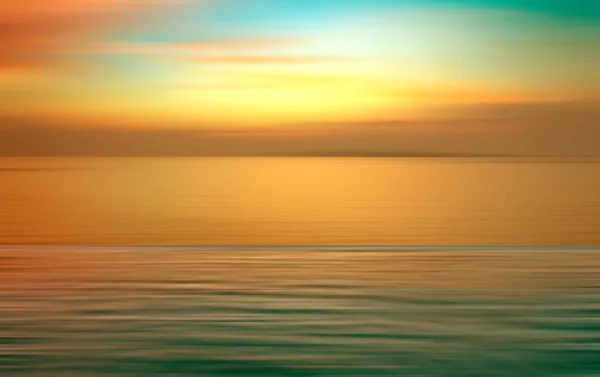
[{"x1": 0, "y1": 0, "x2": 598, "y2": 155}]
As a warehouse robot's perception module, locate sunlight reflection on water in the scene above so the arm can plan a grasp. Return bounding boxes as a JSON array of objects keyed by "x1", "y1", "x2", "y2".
[{"x1": 0, "y1": 157, "x2": 599, "y2": 246}]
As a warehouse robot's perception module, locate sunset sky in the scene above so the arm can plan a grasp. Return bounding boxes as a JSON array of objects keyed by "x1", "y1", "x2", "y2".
[{"x1": 0, "y1": 0, "x2": 598, "y2": 155}]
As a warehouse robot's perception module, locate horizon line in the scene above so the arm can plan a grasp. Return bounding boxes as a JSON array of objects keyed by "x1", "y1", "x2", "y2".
[{"x1": 1, "y1": 245, "x2": 599, "y2": 252}]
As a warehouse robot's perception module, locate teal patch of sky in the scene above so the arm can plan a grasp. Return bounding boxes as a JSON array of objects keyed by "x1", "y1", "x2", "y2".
[
  {"x1": 110, "y1": 0, "x2": 398, "y2": 44},
  {"x1": 192, "y1": 0, "x2": 366, "y2": 39},
  {"x1": 74, "y1": 50, "x2": 179, "y2": 87},
  {"x1": 108, "y1": 0, "x2": 574, "y2": 47},
  {"x1": 113, "y1": 0, "x2": 598, "y2": 47},
  {"x1": 413, "y1": 0, "x2": 598, "y2": 21},
  {"x1": 112, "y1": 1, "x2": 215, "y2": 44}
]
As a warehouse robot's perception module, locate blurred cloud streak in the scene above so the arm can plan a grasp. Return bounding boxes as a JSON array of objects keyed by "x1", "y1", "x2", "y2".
[{"x1": 68, "y1": 37, "x2": 308, "y2": 55}]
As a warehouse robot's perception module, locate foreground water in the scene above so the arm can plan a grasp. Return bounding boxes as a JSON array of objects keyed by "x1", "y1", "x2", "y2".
[
  {"x1": 1, "y1": 157, "x2": 599, "y2": 246},
  {"x1": 1, "y1": 158, "x2": 598, "y2": 375},
  {"x1": 1, "y1": 249, "x2": 599, "y2": 376}
]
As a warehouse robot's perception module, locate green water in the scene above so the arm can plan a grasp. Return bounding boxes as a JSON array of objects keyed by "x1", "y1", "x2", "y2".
[{"x1": 2, "y1": 249, "x2": 599, "y2": 376}]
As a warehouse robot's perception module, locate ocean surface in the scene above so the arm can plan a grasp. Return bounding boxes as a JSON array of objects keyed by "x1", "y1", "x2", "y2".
[
  {"x1": 1, "y1": 158, "x2": 599, "y2": 376},
  {"x1": 0, "y1": 157, "x2": 599, "y2": 246},
  {"x1": 1, "y1": 249, "x2": 599, "y2": 376}
]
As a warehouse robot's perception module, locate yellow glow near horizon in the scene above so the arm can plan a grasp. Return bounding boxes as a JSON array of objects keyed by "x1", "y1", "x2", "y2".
[{"x1": 1, "y1": 58, "x2": 552, "y2": 129}]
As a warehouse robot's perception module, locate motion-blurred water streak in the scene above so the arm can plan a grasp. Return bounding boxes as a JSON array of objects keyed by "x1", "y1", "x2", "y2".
[{"x1": 1, "y1": 249, "x2": 599, "y2": 376}]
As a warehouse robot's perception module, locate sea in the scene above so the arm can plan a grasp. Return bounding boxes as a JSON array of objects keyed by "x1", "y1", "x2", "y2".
[{"x1": 0, "y1": 157, "x2": 599, "y2": 376}]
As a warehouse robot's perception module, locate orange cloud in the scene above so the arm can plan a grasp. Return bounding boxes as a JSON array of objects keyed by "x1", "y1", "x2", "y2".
[
  {"x1": 205, "y1": 130, "x2": 333, "y2": 137},
  {"x1": 377, "y1": 82, "x2": 553, "y2": 105},
  {"x1": 0, "y1": 0, "x2": 192, "y2": 73},
  {"x1": 71, "y1": 37, "x2": 308, "y2": 54},
  {"x1": 174, "y1": 55, "x2": 348, "y2": 65}
]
